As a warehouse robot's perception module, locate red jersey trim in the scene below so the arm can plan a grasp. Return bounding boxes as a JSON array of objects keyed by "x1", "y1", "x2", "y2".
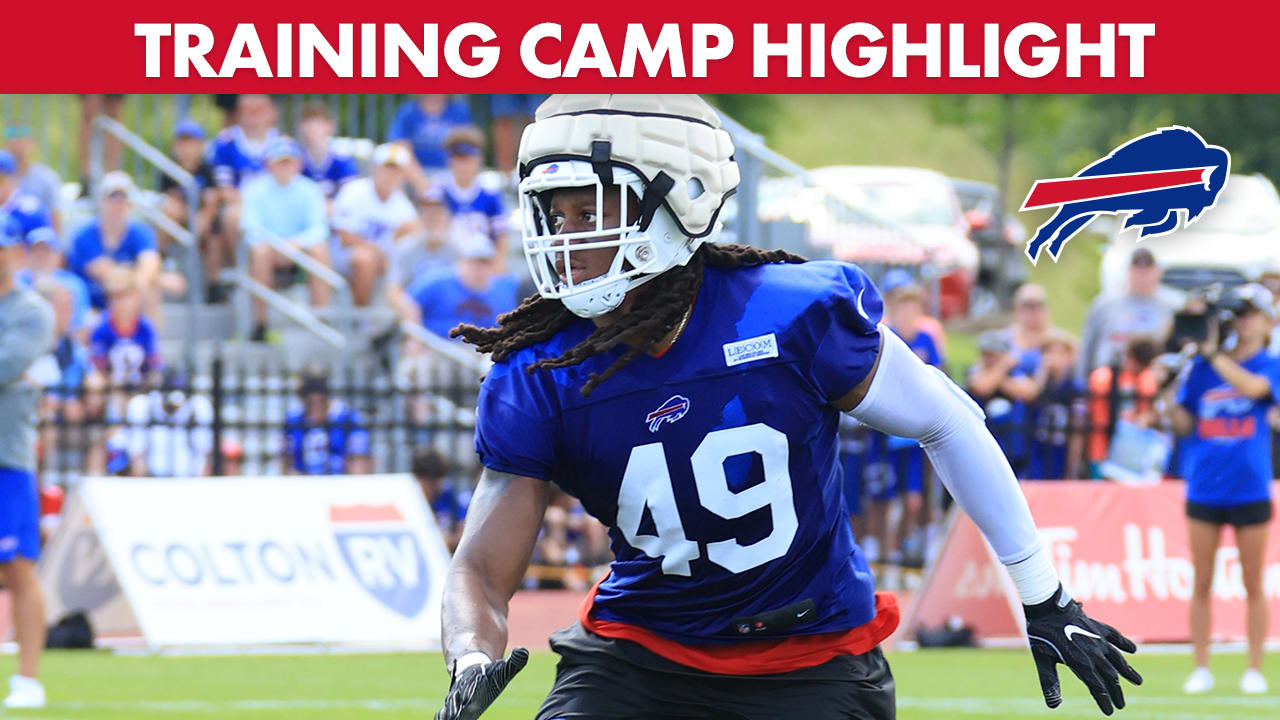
[{"x1": 578, "y1": 574, "x2": 900, "y2": 676}]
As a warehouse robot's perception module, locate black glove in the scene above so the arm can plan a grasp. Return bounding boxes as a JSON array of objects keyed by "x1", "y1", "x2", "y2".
[
  {"x1": 1024, "y1": 585, "x2": 1143, "y2": 716},
  {"x1": 435, "y1": 648, "x2": 529, "y2": 720}
]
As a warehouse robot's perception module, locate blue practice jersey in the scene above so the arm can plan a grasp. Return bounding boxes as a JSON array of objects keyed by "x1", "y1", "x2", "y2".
[
  {"x1": 208, "y1": 126, "x2": 279, "y2": 188},
  {"x1": 67, "y1": 219, "x2": 158, "y2": 309},
  {"x1": 476, "y1": 261, "x2": 885, "y2": 644},
  {"x1": 284, "y1": 401, "x2": 371, "y2": 475},
  {"x1": 301, "y1": 147, "x2": 359, "y2": 198},
  {"x1": 437, "y1": 174, "x2": 508, "y2": 240},
  {"x1": 410, "y1": 268, "x2": 519, "y2": 341},
  {"x1": 89, "y1": 314, "x2": 161, "y2": 386},
  {"x1": 0, "y1": 191, "x2": 52, "y2": 239},
  {"x1": 1177, "y1": 351, "x2": 1280, "y2": 506}
]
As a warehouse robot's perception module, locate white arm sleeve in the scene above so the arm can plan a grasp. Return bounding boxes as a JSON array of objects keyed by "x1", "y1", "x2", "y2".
[{"x1": 850, "y1": 327, "x2": 1059, "y2": 605}]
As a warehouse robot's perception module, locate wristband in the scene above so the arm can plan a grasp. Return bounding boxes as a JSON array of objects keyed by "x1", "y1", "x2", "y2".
[
  {"x1": 1004, "y1": 545, "x2": 1060, "y2": 606},
  {"x1": 453, "y1": 651, "x2": 491, "y2": 676}
]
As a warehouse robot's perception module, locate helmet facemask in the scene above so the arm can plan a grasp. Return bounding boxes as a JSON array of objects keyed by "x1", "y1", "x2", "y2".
[{"x1": 519, "y1": 159, "x2": 694, "y2": 319}]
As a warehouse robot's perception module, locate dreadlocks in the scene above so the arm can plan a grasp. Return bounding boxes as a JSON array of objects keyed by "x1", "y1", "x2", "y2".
[{"x1": 451, "y1": 243, "x2": 807, "y2": 397}]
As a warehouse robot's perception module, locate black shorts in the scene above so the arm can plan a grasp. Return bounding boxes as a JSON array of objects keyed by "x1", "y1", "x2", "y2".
[
  {"x1": 536, "y1": 623, "x2": 895, "y2": 720},
  {"x1": 1186, "y1": 499, "x2": 1274, "y2": 527}
]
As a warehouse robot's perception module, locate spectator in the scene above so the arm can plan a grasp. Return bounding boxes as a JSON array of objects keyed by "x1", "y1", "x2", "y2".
[
  {"x1": 411, "y1": 447, "x2": 468, "y2": 552},
  {"x1": 88, "y1": 270, "x2": 161, "y2": 390},
  {"x1": 1028, "y1": 329, "x2": 1086, "y2": 479},
  {"x1": 967, "y1": 330, "x2": 1028, "y2": 475},
  {"x1": 66, "y1": 171, "x2": 168, "y2": 312},
  {"x1": 297, "y1": 103, "x2": 358, "y2": 199},
  {"x1": 16, "y1": 228, "x2": 90, "y2": 337},
  {"x1": 1160, "y1": 284, "x2": 1277, "y2": 696},
  {"x1": 4, "y1": 125, "x2": 62, "y2": 233},
  {"x1": 124, "y1": 369, "x2": 213, "y2": 478},
  {"x1": 878, "y1": 268, "x2": 947, "y2": 357},
  {"x1": 29, "y1": 280, "x2": 90, "y2": 476},
  {"x1": 1087, "y1": 337, "x2": 1160, "y2": 477},
  {"x1": 0, "y1": 150, "x2": 53, "y2": 240},
  {"x1": 330, "y1": 143, "x2": 419, "y2": 307},
  {"x1": 408, "y1": 227, "x2": 519, "y2": 341},
  {"x1": 219, "y1": 438, "x2": 244, "y2": 477},
  {"x1": 1079, "y1": 247, "x2": 1174, "y2": 378},
  {"x1": 158, "y1": 121, "x2": 223, "y2": 294},
  {"x1": 284, "y1": 365, "x2": 371, "y2": 476},
  {"x1": 240, "y1": 137, "x2": 332, "y2": 341},
  {"x1": 388, "y1": 94, "x2": 472, "y2": 194},
  {"x1": 387, "y1": 191, "x2": 455, "y2": 324},
  {"x1": 436, "y1": 127, "x2": 508, "y2": 248},
  {"x1": 488, "y1": 94, "x2": 548, "y2": 176},
  {"x1": 208, "y1": 94, "x2": 279, "y2": 190},
  {"x1": 865, "y1": 280, "x2": 943, "y2": 567}
]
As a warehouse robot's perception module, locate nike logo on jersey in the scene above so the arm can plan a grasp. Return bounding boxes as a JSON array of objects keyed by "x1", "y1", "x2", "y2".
[
  {"x1": 1063, "y1": 624, "x2": 1103, "y2": 643},
  {"x1": 723, "y1": 333, "x2": 779, "y2": 368},
  {"x1": 795, "y1": 608, "x2": 811, "y2": 618},
  {"x1": 855, "y1": 287, "x2": 871, "y2": 322}
]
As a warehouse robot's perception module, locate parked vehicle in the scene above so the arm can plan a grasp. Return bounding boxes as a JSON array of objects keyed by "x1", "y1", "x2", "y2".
[{"x1": 949, "y1": 178, "x2": 1029, "y2": 307}]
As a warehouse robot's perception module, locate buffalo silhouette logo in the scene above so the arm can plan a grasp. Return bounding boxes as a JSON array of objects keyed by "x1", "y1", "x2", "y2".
[{"x1": 1021, "y1": 126, "x2": 1230, "y2": 264}]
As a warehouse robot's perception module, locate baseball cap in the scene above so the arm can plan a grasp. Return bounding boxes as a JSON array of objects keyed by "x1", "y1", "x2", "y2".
[
  {"x1": 265, "y1": 136, "x2": 303, "y2": 163},
  {"x1": 879, "y1": 268, "x2": 915, "y2": 295},
  {"x1": 372, "y1": 142, "x2": 411, "y2": 168},
  {"x1": 0, "y1": 149, "x2": 16, "y2": 175},
  {"x1": 444, "y1": 126, "x2": 486, "y2": 157},
  {"x1": 100, "y1": 170, "x2": 134, "y2": 198},
  {"x1": 173, "y1": 119, "x2": 206, "y2": 141},
  {"x1": 4, "y1": 125, "x2": 33, "y2": 141},
  {"x1": 26, "y1": 226, "x2": 63, "y2": 253},
  {"x1": 978, "y1": 330, "x2": 1012, "y2": 354},
  {"x1": 452, "y1": 226, "x2": 496, "y2": 260},
  {"x1": 1232, "y1": 283, "x2": 1277, "y2": 320},
  {"x1": 298, "y1": 363, "x2": 330, "y2": 395},
  {"x1": 1130, "y1": 247, "x2": 1157, "y2": 267}
]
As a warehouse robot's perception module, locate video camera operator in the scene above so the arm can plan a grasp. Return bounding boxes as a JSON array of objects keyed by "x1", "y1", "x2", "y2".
[{"x1": 1157, "y1": 283, "x2": 1278, "y2": 695}]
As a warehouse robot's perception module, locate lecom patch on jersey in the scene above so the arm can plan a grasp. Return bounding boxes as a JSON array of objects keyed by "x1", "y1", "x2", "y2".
[{"x1": 723, "y1": 333, "x2": 779, "y2": 367}]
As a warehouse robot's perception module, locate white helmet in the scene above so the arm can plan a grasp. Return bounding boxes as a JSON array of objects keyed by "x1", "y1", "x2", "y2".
[{"x1": 517, "y1": 95, "x2": 740, "y2": 318}]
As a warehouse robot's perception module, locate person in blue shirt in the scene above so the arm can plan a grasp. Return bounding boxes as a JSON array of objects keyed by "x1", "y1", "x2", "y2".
[
  {"x1": 1027, "y1": 330, "x2": 1086, "y2": 480},
  {"x1": 1163, "y1": 284, "x2": 1278, "y2": 695},
  {"x1": 88, "y1": 270, "x2": 161, "y2": 389},
  {"x1": 207, "y1": 94, "x2": 279, "y2": 191},
  {"x1": 239, "y1": 137, "x2": 332, "y2": 341},
  {"x1": 283, "y1": 365, "x2": 371, "y2": 476},
  {"x1": 862, "y1": 279, "x2": 944, "y2": 567},
  {"x1": 412, "y1": 447, "x2": 469, "y2": 552},
  {"x1": 388, "y1": 94, "x2": 472, "y2": 195},
  {"x1": 66, "y1": 172, "x2": 163, "y2": 311},
  {"x1": 433, "y1": 96, "x2": 1137, "y2": 720},
  {"x1": 408, "y1": 228, "x2": 518, "y2": 342},
  {"x1": 16, "y1": 228, "x2": 90, "y2": 334},
  {"x1": 0, "y1": 151, "x2": 52, "y2": 241},
  {"x1": 297, "y1": 103, "x2": 358, "y2": 199},
  {"x1": 436, "y1": 127, "x2": 508, "y2": 250}
]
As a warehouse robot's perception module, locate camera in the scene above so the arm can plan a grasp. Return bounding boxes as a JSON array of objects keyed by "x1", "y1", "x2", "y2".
[{"x1": 1167, "y1": 284, "x2": 1254, "y2": 352}]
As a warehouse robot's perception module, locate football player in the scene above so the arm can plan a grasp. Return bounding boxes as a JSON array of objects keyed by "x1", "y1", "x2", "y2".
[{"x1": 436, "y1": 95, "x2": 1141, "y2": 720}]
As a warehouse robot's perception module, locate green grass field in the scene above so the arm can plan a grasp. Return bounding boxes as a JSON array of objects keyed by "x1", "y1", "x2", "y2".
[{"x1": 4, "y1": 648, "x2": 1275, "y2": 719}]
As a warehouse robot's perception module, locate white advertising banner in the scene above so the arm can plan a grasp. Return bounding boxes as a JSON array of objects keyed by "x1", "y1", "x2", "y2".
[{"x1": 70, "y1": 474, "x2": 449, "y2": 649}]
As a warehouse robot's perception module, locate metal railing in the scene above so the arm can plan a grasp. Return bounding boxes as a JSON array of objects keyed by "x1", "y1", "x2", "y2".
[{"x1": 399, "y1": 321, "x2": 492, "y2": 375}]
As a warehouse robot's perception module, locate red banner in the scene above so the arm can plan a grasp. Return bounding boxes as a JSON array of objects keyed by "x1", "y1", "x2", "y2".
[
  {"x1": 908, "y1": 481, "x2": 1280, "y2": 644},
  {"x1": 3, "y1": 1, "x2": 1280, "y2": 92}
]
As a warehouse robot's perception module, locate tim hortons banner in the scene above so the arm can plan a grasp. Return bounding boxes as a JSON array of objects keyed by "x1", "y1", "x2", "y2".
[
  {"x1": 39, "y1": 475, "x2": 450, "y2": 649},
  {"x1": 907, "y1": 481, "x2": 1280, "y2": 644}
]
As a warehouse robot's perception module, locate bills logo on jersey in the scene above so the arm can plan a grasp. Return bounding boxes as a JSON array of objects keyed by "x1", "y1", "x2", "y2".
[
  {"x1": 330, "y1": 505, "x2": 428, "y2": 618},
  {"x1": 645, "y1": 395, "x2": 690, "y2": 433},
  {"x1": 1021, "y1": 126, "x2": 1230, "y2": 264}
]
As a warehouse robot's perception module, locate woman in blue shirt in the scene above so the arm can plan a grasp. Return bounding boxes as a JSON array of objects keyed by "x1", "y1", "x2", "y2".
[{"x1": 1163, "y1": 284, "x2": 1278, "y2": 695}]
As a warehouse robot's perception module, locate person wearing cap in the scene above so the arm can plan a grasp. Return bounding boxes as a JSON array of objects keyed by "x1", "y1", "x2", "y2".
[
  {"x1": 0, "y1": 151, "x2": 53, "y2": 243},
  {"x1": 4, "y1": 125, "x2": 62, "y2": 234},
  {"x1": 239, "y1": 136, "x2": 332, "y2": 340},
  {"x1": 66, "y1": 171, "x2": 163, "y2": 312},
  {"x1": 1028, "y1": 329, "x2": 1086, "y2": 480},
  {"x1": 159, "y1": 120, "x2": 224, "y2": 298},
  {"x1": 330, "y1": 142, "x2": 420, "y2": 306},
  {"x1": 1158, "y1": 283, "x2": 1278, "y2": 695},
  {"x1": 388, "y1": 94, "x2": 473, "y2": 194},
  {"x1": 124, "y1": 368, "x2": 213, "y2": 478},
  {"x1": 436, "y1": 126, "x2": 509, "y2": 254},
  {"x1": 15, "y1": 228, "x2": 90, "y2": 336},
  {"x1": 297, "y1": 103, "x2": 358, "y2": 200},
  {"x1": 407, "y1": 225, "x2": 518, "y2": 342},
  {"x1": 861, "y1": 278, "x2": 946, "y2": 567},
  {"x1": 283, "y1": 364, "x2": 371, "y2": 476},
  {"x1": 966, "y1": 329, "x2": 1028, "y2": 474},
  {"x1": 1078, "y1": 247, "x2": 1175, "y2": 379},
  {"x1": 387, "y1": 189, "x2": 457, "y2": 325},
  {"x1": 0, "y1": 213, "x2": 55, "y2": 710}
]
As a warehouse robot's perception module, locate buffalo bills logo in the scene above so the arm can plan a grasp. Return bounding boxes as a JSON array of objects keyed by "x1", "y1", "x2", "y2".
[
  {"x1": 331, "y1": 505, "x2": 428, "y2": 618},
  {"x1": 543, "y1": 163, "x2": 559, "y2": 174},
  {"x1": 645, "y1": 395, "x2": 690, "y2": 433},
  {"x1": 1022, "y1": 126, "x2": 1230, "y2": 264}
]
